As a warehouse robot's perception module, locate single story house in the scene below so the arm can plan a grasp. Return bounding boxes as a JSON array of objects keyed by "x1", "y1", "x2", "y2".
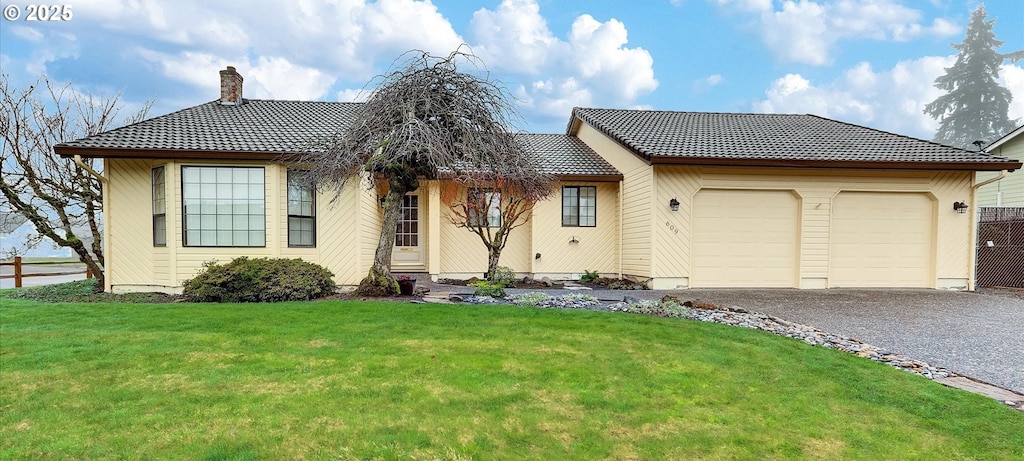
[
  {"x1": 979, "y1": 126, "x2": 1024, "y2": 207},
  {"x1": 54, "y1": 67, "x2": 1022, "y2": 293}
]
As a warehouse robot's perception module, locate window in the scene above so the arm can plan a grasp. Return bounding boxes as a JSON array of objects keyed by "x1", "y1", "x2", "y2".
[
  {"x1": 467, "y1": 189, "x2": 501, "y2": 227},
  {"x1": 562, "y1": 186, "x2": 596, "y2": 227},
  {"x1": 287, "y1": 170, "x2": 315, "y2": 247},
  {"x1": 395, "y1": 195, "x2": 419, "y2": 247},
  {"x1": 152, "y1": 166, "x2": 166, "y2": 246},
  {"x1": 181, "y1": 166, "x2": 265, "y2": 247}
]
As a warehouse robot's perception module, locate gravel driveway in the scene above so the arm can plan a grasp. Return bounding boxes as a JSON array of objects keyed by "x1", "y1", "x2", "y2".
[{"x1": 669, "y1": 288, "x2": 1024, "y2": 395}]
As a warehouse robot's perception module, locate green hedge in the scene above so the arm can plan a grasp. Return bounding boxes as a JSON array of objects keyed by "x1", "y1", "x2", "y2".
[{"x1": 182, "y1": 257, "x2": 336, "y2": 303}]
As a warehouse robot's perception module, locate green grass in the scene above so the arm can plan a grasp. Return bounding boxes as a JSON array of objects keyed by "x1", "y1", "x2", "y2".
[{"x1": 1, "y1": 296, "x2": 1022, "y2": 460}]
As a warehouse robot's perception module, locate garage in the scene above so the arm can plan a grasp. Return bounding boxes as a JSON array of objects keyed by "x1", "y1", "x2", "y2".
[
  {"x1": 830, "y1": 192, "x2": 934, "y2": 287},
  {"x1": 691, "y1": 189, "x2": 800, "y2": 287}
]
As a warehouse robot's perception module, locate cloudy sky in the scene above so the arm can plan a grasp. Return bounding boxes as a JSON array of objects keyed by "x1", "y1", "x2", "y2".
[{"x1": 1, "y1": 0, "x2": 1021, "y2": 141}]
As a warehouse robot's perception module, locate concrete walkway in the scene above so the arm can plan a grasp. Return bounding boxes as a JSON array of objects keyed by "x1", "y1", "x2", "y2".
[{"x1": 427, "y1": 281, "x2": 1024, "y2": 403}]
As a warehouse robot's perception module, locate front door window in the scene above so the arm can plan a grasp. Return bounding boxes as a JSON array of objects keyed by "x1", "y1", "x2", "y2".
[{"x1": 396, "y1": 195, "x2": 419, "y2": 247}]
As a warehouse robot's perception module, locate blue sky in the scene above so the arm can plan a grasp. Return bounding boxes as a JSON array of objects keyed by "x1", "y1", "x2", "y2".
[{"x1": 1, "y1": 0, "x2": 1021, "y2": 141}]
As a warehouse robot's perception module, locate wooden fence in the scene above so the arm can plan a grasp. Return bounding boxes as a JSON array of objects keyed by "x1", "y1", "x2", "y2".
[{"x1": 0, "y1": 256, "x2": 92, "y2": 288}]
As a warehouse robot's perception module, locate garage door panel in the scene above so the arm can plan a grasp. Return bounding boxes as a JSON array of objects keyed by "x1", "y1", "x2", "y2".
[
  {"x1": 830, "y1": 192, "x2": 933, "y2": 287},
  {"x1": 692, "y1": 189, "x2": 799, "y2": 288}
]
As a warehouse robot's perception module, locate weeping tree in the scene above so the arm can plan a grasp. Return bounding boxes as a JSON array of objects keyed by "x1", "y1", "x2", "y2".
[
  {"x1": 1, "y1": 74, "x2": 151, "y2": 291},
  {"x1": 924, "y1": 4, "x2": 1024, "y2": 149},
  {"x1": 290, "y1": 49, "x2": 552, "y2": 296}
]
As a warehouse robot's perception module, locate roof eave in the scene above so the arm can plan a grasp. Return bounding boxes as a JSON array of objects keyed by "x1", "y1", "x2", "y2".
[
  {"x1": 984, "y1": 125, "x2": 1024, "y2": 152},
  {"x1": 556, "y1": 173, "x2": 624, "y2": 182},
  {"x1": 53, "y1": 145, "x2": 286, "y2": 161},
  {"x1": 648, "y1": 156, "x2": 1022, "y2": 172}
]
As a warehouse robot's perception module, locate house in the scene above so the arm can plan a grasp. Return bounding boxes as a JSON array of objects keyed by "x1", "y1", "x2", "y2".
[
  {"x1": 53, "y1": 67, "x2": 1022, "y2": 293},
  {"x1": 979, "y1": 126, "x2": 1024, "y2": 207}
]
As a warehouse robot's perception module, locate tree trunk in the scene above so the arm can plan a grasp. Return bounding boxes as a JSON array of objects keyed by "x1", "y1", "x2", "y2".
[
  {"x1": 355, "y1": 187, "x2": 406, "y2": 296},
  {"x1": 486, "y1": 245, "x2": 502, "y2": 280}
]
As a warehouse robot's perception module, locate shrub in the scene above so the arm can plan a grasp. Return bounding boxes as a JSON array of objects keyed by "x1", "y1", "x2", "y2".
[
  {"x1": 182, "y1": 257, "x2": 336, "y2": 303},
  {"x1": 579, "y1": 270, "x2": 600, "y2": 284},
  {"x1": 610, "y1": 297, "x2": 690, "y2": 319},
  {"x1": 509, "y1": 292, "x2": 551, "y2": 306},
  {"x1": 469, "y1": 280, "x2": 506, "y2": 298},
  {"x1": 488, "y1": 266, "x2": 517, "y2": 288},
  {"x1": 562, "y1": 293, "x2": 598, "y2": 304}
]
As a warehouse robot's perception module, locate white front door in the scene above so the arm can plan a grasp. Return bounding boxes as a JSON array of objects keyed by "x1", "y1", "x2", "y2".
[{"x1": 392, "y1": 194, "x2": 425, "y2": 269}]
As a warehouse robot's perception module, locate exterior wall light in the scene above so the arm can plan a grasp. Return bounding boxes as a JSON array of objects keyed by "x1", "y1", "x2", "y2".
[
  {"x1": 669, "y1": 198, "x2": 680, "y2": 212},
  {"x1": 953, "y1": 201, "x2": 969, "y2": 214}
]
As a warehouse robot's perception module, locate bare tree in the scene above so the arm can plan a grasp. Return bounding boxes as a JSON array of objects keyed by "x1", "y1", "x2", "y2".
[
  {"x1": 290, "y1": 49, "x2": 553, "y2": 295},
  {"x1": 441, "y1": 173, "x2": 548, "y2": 280},
  {"x1": 0, "y1": 74, "x2": 151, "y2": 291}
]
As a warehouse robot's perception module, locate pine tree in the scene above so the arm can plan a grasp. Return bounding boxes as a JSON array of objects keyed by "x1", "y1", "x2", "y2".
[{"x1": 924, "y1": 4, "x2": 1024, "y2": 149}]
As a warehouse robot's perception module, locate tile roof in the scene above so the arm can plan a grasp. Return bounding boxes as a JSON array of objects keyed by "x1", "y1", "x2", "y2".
[
  {"x1": 57, "y1": 99, "x2": 362, "y2": 154},
  {"x1": 570, "y1": 108, "x2": 1022, "y2": 171},
  {"x1": 55, "y1": 99, "x2": 622, "y2": 178},
  {"x1": 517, "y1": 133, "x2": 621, "y2": 179}
]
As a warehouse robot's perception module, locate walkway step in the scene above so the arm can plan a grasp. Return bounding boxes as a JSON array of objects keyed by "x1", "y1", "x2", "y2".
[{"x1": 935, "y1": 376, "x2": 1024, "y2": 404}]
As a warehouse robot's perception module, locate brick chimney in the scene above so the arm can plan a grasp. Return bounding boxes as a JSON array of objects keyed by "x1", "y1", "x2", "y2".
[{"x1": 219, "y1": 66, "x2": 243, "y2": 105}]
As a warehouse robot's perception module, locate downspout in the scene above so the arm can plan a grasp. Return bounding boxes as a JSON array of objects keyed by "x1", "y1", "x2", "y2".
[
  {"x1": 966, "y1": 170, "x2": 1007, "y2": 291},
  {"x1": 74, "y1": 155, "x2": 108, "y2": 184},
  {"x1": 972, "y1": 170, "x2": 1007, "y2": 190}
]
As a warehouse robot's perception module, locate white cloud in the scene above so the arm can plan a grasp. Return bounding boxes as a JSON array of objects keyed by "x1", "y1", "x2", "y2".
[
  {"x1": 692, "y1": 74, "x2": 724, "y2": 92},
  {"x1": 72, "y1": 0, "x2": 464, "y2": 82},
  {"x1": 466, "y1": 0, "x2": 657, "y2": 125},
  {"x1": 1003, "y1": 65, "x2": 1024, "y2": 127},
  {"x1": 249, "y1": 57, "x2": 335, "y2": 101},
  {"x1": 754, "y1": 58, "x2": 1024, "y2": 139},
  {"x1": 719, "y1": 0, "x2": 962, "y2": 66},
  {"x1": 753, "y1": 56, "x2": 960, "y2": 139},
  {"x1": 470, "y1": 0, "x2": 561, "y2": 74},
  {"x1": 6, "y1": 0, "x2": 660, "y2": 132}
]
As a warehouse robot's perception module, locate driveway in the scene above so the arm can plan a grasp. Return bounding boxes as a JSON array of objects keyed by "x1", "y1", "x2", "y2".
[{"x1": 666, "y1": 288, "x2": 1024, "y2": 395}]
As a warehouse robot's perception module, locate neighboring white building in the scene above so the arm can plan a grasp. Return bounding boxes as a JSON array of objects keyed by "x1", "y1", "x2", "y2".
[{"x1": 980, "y1": 126, "x2": 1024, "y2": 207}]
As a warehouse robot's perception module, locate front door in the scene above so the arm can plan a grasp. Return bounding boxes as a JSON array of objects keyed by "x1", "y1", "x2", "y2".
[{"x1": 391, "y1": 194, "x2": 425, "y2": 269}]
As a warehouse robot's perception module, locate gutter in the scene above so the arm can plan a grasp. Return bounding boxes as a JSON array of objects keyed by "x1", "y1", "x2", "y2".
[{"x1": 73, "y1": 155, "x2": 108, "y2": 184}]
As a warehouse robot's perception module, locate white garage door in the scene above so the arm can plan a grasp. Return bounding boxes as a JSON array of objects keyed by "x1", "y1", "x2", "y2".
[
  {"x1": 692, "y1": 189, "x2": 800, "y2": 288},
  {"x1": 830, "y1": 192, "x2": 934, "y2": 287}
]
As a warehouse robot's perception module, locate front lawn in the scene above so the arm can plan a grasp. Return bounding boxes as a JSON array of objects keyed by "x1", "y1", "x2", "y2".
[{"x1": 1, "y1": 297, "x2": 1021, "y2": 460}]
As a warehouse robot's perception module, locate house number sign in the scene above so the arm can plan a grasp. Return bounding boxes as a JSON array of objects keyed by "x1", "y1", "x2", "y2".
[{"x1": 664, "y1": 221, "x2": 679, "y2": 235}]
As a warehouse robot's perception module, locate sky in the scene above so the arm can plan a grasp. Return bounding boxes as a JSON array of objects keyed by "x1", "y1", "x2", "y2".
[{"x1": 1, "y1": 0, "x2": 1022, "y2": 142}]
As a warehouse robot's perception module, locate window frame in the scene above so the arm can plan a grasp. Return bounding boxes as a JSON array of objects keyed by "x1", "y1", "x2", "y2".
[
  {"x1": 287, "y1": 169, "x2": 316, "y2": 248},
  {"x1": 151, "y1": 165, "x2": 166, "y2": 247},
  {"x1": 561, "y1": 186, "x2": 597, "y2": 228},
  {"x1": 467, "y1": 188, "x2": 502, "y2": 228},
  {"x1": 180, "y1": 165, "x2": 266, "y2": 248}
]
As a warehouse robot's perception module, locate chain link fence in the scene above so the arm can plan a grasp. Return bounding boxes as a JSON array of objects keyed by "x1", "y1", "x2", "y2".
[{"x1": 976, "y1": 207, "x2": 1024, "y2": 288}]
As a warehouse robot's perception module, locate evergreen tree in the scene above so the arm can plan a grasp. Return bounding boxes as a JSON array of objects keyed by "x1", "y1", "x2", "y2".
[{"x1": 924, "y1": 4, "x2": 1024, "y2": 149}]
